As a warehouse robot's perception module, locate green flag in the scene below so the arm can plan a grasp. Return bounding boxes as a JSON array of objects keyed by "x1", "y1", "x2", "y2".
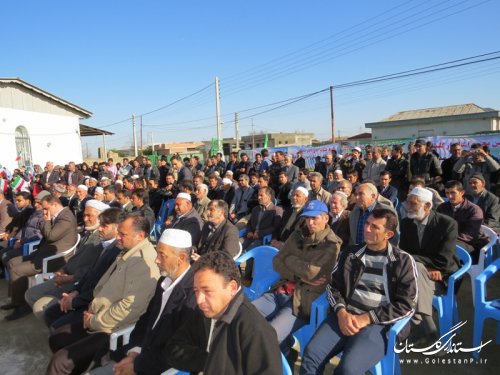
[{"x1": 263, "y1": 132, "x2": 268, "y2": 148}]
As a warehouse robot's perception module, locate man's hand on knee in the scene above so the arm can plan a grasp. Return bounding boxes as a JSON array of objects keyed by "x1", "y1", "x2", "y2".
[{"x1": 337, "y1": 308, "x2": 359, "y2": 336}]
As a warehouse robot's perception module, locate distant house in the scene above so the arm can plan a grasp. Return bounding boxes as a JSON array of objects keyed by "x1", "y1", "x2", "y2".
[
  {"x1": 221, "y1": 131, "x2": 315, "y2": 153},
  {"x1": 365, "y1": 104, "x2": 500, "y2": 141},
  {"x1": 0, "y1": 78, "x2": 92, "y2": 171}
]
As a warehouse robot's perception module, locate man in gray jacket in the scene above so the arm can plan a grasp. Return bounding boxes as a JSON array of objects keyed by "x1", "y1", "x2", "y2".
[{"x1": 25, "y1": 200, "x2": 109, "y2": 319}]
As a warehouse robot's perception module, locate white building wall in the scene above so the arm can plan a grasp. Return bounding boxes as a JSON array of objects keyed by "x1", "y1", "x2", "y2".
[
  {"x1": 371, "y1": 118, "x2": 494, "y2": 140},
  {"x1": 0, "y1": 106, "x2": 83, "y2": 171}
]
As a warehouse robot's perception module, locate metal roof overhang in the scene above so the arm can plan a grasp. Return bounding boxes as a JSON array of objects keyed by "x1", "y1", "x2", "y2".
[{"x1": 80, "y1": 124, "x2": 114, "y2": 137}]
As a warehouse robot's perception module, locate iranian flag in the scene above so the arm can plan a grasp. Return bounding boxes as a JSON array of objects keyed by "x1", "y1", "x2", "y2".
[
  {"x1": 0, "y1": 179, "x2": 7, "y2": 193},
  {"x1": 15, "y1": 151, "x2": 22, "y2": 162},
  {"x1": 10, "y1": 176, "x2": 26, "y2": 192}
]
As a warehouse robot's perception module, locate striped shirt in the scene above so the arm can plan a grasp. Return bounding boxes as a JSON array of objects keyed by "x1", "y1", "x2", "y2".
[{"x1": 347, "y1": 249, "x2": 389, "y2": 314}]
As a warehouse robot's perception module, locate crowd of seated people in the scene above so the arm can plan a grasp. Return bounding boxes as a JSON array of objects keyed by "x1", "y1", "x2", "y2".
[{"x1": 0, "y1": 141, "x2": 498, "y2": 374}]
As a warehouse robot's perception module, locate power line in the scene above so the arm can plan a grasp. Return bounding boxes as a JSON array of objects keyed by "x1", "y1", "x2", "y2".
[
  {"x1": 104, "y1": 51, "x2": 500, "y2": 140},
  {"x1": 142, "y1": 51, "x2": 500, "y2": 133},
  {"x1": 230, "y1": 52, "x2": 500, "y2": 123},
  {"x1": 96, "y1": 82, "x2": 214, "y2": 129},
  {"x1": 221, "y1": 0, "x2": 491, "y2": 97}
]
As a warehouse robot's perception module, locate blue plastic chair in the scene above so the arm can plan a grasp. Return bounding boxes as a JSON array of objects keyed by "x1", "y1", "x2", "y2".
[
  {"x1": 234, "y1": 246, "x2": 281, "y2": 301},
  {"x1": 296, "y1": 293, "x2": 411, "y2": 375},
  {"x1": 472, "y1": 257, "x2": 500, "y2": 358},
  {"x1": 432, "y1": 246, "x2": 471, "y2": 339},
  {"x1": 22, "y1": 239, "x2": 41, "y2": 256},
  {"x1": 2, "y1": 238, "x2": 17, "y2": 279},
  {"x1": 239, "y1": 228, "x2": 272, "y2": 245},
  {"x1": 293, "y1": 292, "x2": 329, "y2": 356},
  {"x1": 468, "y1": 225, "x2": 498, "y2": 305},
  {"x1": 281, "y1": 352, "x2": 293, "y2": 375},
  {"x1": 154, "y1": 199, "x2": 175, "y2": 241},
  {"x1": 369, "y1": 316, "x2": 411, "y2": 375}
]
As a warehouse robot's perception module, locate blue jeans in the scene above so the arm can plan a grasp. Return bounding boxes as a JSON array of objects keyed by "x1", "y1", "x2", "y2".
[
  {"x1": 252, "y1": 292, "x2": 306, "y2": 351},
  {"x1": 300, "y1": 312, "x2": 389, "y2": 375}
]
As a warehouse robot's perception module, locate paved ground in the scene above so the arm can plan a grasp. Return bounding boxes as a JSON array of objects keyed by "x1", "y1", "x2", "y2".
[{"x1": 0, "y1": 271, "x2": 499, "y2": 374}]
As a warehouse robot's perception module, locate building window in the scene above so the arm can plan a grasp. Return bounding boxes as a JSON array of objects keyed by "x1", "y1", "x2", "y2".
[{"x1": 15, "y1": 126, "x2": 33, "y2": 167}]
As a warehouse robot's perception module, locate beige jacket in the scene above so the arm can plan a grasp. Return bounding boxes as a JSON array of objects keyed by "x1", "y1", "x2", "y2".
[
  {"x1": 273, "y1": 226, "x2": 341, "y2": 320},
  {"x1": 88, "y1": 238, "x2": 160, "y2": 333}
]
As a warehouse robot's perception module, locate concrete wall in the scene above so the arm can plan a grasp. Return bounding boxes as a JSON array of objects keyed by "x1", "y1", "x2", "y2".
[
  {"x1": 371, "y1": 118, "x2": 494, "y2": 140},
  {"x1": 0, "y1": 106, "x2": 83, "y2": 171}
]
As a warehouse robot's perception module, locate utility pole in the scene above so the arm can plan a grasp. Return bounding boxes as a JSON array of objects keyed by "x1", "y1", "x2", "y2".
[
  {"x1": 215, "y1": 77, "x2": 222, "y2": 151},
  {"x1": 102, "y1": 134, "x2": 107, "y2": 160},
  {"x1": 330, "y1": 86, "x2": 335, "y2": 143},
  {"x1": 251, "y1": 118, "x2": 255, "y2": 151},
  {"x1": 140, "y1": 115, "x2": 143, "y2": 155},
  {"x1": 234, "y1": 112, "x2": 240, "y2": 152},
  {"x1": 150, "y1": 132, "x2": 155, "y2": 156},
  {"x1": 132, "y1": 114, "x2": 138, "y2": 157},
  {"x1": 86, "y1": 143, "x2": 89, "y2": 159}
]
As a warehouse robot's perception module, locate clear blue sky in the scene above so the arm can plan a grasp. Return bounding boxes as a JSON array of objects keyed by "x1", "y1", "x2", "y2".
[{"x1": 2, "y1": 0, "x2": 500, "y2": 157}]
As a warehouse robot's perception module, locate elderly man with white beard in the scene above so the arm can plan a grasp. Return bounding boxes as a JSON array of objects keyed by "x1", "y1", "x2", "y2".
[
  {"x1": 25, "y1": 200, "x2": 110, "y2": 320},
  {"x1": 398, "y1": 187, "x2": 459, "y2": 345},
  {"x1": 88, "y1": 229, "x2": 197, "y2": 375}
]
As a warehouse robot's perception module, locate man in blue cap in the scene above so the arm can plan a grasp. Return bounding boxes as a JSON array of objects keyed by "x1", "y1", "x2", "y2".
[{"x1": 253, "y1": 200, "x2": 341, "y2": 363}]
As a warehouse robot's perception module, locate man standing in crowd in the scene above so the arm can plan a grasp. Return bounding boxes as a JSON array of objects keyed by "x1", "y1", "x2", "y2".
[
  {"x1": 441, "y1": 143, "x2": 463, "y2": 183},
  {"x1": 340, "y1": 147, "x2": 365, "y2": 180},
  {"x1": 385, "y1": 144, "x2": 408, "y2": 198},
  {"x1": 283, "y1": 154, "x2": 299, "y2": 184},
  {"x1": 42, "y1": 161, "x2": 60, "y2": 190},
  {"x1": 171, "y1": 155, "x2": 193, "y2": 184},
  {"x1": 294, "y1": 151, "x2": 306, "y2": 169},
  {"x1": 362, "y1": 146, "x2": 386, "y2": 184},
  {"x1": 63, "y1": 162, "x2": 85, "y2": 186},
  {"x1": 409, "y1": 139, "x2": 442, "y2": 185},
  {"x1": 118, "y1": 158, "x2": 132, "y2": 179},
  {"x1": 453, "y1": 143, "x2": 500, "y2": 194}
]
